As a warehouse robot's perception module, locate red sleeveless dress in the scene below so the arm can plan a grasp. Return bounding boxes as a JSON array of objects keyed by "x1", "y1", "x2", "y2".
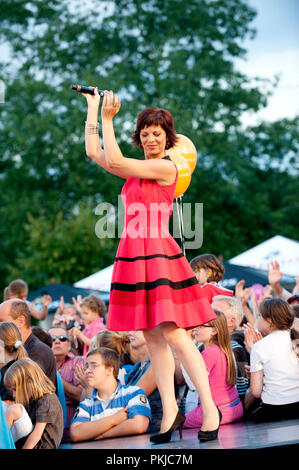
[{"x1": 107, "y1": 157, "x2": 216, "y2": 331}]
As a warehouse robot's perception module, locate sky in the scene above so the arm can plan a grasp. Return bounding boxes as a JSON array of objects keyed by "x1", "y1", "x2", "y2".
[{"x1": 236, "y1": 0, "x2": 299, "y2": 126}]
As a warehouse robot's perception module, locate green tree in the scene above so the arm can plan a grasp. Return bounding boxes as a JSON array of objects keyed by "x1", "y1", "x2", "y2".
[
  {"x1": 0, "y1": 0, "x2": 297, "y2": 292},
  {"x1": 6, "y1": 200, "x2": 117, "y2": 288}
]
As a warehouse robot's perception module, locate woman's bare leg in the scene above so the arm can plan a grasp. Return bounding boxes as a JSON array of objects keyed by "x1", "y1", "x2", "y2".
[
  {"x1": 161, "y1": 322, "x2": 219, "y2": 431},
  {"x1": 142, "y1": 327, "x2": 179, "y2": 433}
]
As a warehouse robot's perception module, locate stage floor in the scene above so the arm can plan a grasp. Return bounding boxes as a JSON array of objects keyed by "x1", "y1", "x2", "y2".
[{"x1": 59, "y1": 418, "x2": 299, "y2": 450}]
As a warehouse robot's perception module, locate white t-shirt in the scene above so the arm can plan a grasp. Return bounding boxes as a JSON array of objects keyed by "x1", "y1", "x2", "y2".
[
  {"x1": 250, "y1": 330, "x2": 299, "y2": 405},
  {"x1": 2, "y1": 402, "x2": 33, "y2": 442}
]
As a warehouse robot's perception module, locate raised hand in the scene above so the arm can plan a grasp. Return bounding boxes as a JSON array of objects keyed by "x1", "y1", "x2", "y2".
[
  {"x1": 101, "y1": 90, "x2": 121, "y2": 120},
  {"x1": 235, "y1": 280, "x2": 251, "y2": 305},
  {"x1": 42, "y1": 294, "x2": 52, "y2": 308},
  {"x1": 82, "y1": 86, "x2": 101, "y2": 109},
  {"x1": 268, "y1": 261, "x2": 283, "y2": 286},
  {"x1": 57, "y1": 296, "x2": 64, "y2": 315},
  {"x1": 72, "y1": 295, "x2": 82, "y2": 314}
]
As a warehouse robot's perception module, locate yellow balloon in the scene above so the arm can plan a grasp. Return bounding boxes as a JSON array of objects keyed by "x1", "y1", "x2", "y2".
[
  {"x1": 168, "y1": 153, "x2": 192, "y2": 198},
  {"x1": 168, "y1": 134, "x2": 197, "y2": 173}
]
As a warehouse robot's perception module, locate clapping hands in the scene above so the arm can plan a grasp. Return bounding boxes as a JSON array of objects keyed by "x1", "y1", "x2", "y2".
[
  {"x1": 243, "y1": 324, "x2": 263, "y2": 353},
  {"x1": 75, "y1": 364, "x2": 88, "y2": 389}
]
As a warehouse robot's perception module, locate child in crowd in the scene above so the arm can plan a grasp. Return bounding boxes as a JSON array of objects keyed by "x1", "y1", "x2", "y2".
[
  {"x1": 0, "y1": 322, "x2": 33, "y2": 446},
  {"x1": 31, "y1": 326, "x2": 67, "y2": 431},
  {"x1": 247, "y1": 298, "x2": 299, "y2": 422},
  {"x1": 75, "y1": 330, "x2": 136, "y2": 401},
  {"x1": 3, "y1": 279, "x2": 29, "y2": 302},
  {"x1": 68, "y1": 295, "x2": 106, "y2": 355},
  {"x1": 0, "y1": 322, "x2": 27, "y2": 402},
  {"x1": 190, "y1": 254, "x2": 233, "y2": 303},
  {"x1": 3, "y1": 279, "x2": 52, "y2": 322},
  {"x1": 70, "y1": 348, "x2": 151, "y2": 442},
  {"x1": 183, "y1": 311, "x2": 243, "y2": 431},
  {"x1": 4, "y1": 357, "x2": 63, "y2": 449}
]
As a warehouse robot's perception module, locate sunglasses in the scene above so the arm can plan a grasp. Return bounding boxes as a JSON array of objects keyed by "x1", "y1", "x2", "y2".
[{"x1": 51, "y1": 335, "x2": 69, "y2": 342}]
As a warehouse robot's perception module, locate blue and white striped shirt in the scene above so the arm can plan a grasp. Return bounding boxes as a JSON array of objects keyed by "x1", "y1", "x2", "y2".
[{"x1": 71, "y1": 382, "x2": 151, "y2": 424}]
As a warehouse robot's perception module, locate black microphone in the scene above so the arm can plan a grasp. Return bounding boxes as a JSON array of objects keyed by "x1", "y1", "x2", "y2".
[{"x1": 71, "y1": 85, "x2": 107, "y2": 97}]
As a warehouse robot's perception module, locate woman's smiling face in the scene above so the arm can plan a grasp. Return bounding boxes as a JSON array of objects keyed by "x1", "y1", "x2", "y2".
[{"x1": 140, "y1": 125, "x2": 167, "y2": 159}]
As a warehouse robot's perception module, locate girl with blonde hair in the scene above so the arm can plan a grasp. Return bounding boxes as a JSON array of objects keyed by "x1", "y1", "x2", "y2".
[
  {"x1": 182, "y1": 311, "x2": 243, "y2": 433},
  {"x1": 4, "y1": 357, "x2": 63, "y2": 449}
]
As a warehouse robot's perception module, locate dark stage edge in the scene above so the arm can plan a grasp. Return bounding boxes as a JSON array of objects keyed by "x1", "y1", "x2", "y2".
[{"x1": 59, "y1": 418, "x2": 299, "y2": 450}]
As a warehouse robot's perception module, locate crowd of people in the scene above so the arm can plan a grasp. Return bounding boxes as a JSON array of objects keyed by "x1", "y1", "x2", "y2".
[{"x1": 0, "y1": 256, "x2": 298, "y2": 449}]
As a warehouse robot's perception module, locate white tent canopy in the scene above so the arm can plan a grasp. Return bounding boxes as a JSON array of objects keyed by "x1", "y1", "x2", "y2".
[
  {"x1": 229, "y1": 235, "x2": 299, "y2": 277},
  {"x1": 74, "y1": 264, "x2": 114, "y2": 292}
]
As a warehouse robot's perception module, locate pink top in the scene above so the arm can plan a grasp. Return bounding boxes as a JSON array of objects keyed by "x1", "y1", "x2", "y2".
[
  {"x1": 82, "y1": 317, "x2": 105, "y2": 355},
  {"x1": 202, "y1": 344, "x2": 239, "y2": 406}
]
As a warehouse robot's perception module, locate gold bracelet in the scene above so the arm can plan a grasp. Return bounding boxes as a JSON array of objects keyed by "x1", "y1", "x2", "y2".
[
  {"x1": 85, "y1": 121, "x2": 99, "y2": 135},
  {"x1": 86, "y1": 127, "x2": 99, "y2": 135}
]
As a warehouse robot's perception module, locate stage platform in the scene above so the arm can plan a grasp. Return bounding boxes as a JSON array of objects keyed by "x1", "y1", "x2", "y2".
[{"x1": 59, "y1": 418, "x2": 299, "y2": 450}]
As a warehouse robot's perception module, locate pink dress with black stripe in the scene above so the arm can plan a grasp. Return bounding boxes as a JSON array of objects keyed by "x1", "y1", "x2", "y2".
[{"x1": 107, "y1": 156, "x2": 216, "y2": 331}]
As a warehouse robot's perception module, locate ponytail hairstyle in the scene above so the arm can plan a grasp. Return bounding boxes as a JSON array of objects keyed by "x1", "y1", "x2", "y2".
[
  {"x1": 260, "y1": 298, "x2": 299, "y2": 359},
  {"x1": 4, "y1": 357, "x2": 55, "y2": 406},
  {"x1": 90, "y1": 330, "x2": 131, "y2": 366},
  {"x1": 0, "y1": 322, "x2": 27, "y2": 361},
  {"x1": 206, "y1": 310, "x2": 236, "y2": 385}
]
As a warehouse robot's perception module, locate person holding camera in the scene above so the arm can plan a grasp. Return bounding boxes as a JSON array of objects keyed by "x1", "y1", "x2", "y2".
[{"x1": 49, "y1": 326, "x2": 85, "y2": 442}]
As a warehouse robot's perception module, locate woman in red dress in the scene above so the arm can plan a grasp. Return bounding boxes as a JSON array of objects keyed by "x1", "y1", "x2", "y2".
[{"x1": 82, "y1": 88, "x2": 221, "y2": 443}]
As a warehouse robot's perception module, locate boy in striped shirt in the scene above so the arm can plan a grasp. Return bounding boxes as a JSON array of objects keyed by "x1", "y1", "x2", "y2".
[{"x1": 70, "y1": 347, "x2": 151, "y2": 442}]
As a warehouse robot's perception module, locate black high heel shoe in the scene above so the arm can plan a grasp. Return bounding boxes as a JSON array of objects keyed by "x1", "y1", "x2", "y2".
[
  {"x1": 150, "y1": 411, "x2": 186, "y2": 444},
  {"x1": 198, "y1": 408, "x2": 222, "y2": 442}
]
